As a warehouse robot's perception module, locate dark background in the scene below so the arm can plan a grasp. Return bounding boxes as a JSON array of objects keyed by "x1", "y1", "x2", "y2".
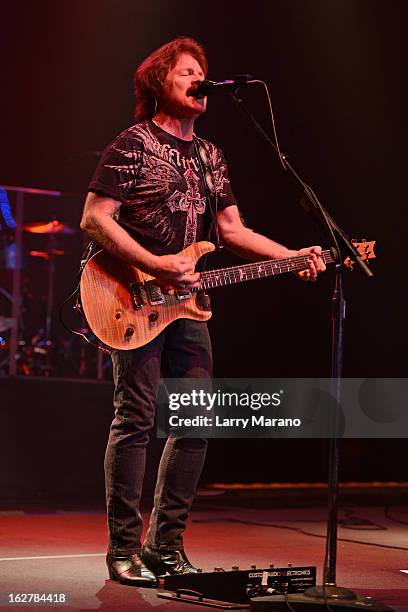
[{"x1": 0, "y1": 0, "x2": 406, "y2": 499}]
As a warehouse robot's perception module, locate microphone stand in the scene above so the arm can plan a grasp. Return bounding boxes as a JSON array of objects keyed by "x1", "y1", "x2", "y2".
[{"x1": 227, "y1": 86, "x2": 379, "y2": 608}]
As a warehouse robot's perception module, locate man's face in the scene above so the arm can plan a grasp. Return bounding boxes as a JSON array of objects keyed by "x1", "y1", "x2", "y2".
[{"x1": 159, "y1": 52, "x2": 207, "y2": 119}]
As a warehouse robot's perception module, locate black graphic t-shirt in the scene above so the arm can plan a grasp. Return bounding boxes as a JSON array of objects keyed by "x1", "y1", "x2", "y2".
[{"x1": 88, "y1": 120, "x2": 237, "y2": 256}]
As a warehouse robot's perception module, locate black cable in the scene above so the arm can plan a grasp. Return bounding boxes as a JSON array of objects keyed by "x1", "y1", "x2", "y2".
[
  {"x1": 384, "y1": 505, "x2": 408, "y2": 526},
  {"x1": 194, "y1": 503, "x2": 387, "y2": 530},
  {"x1": 230, "y1": 79, "x2": 343, "y2": 271},
  {"x1": 283, "y1": 591, "x2": 335, "y2": 612},
  {"x1": 193, "y1": 517, "x2": 408, "y2": 552},
  {"x1": 284, "y1": 592, "x2": 301, "y2": 612},
  {"x1": 58, "y1": 284, "x2": 111, "y2": 355},
  {"x1": 339, "y1": 509, "x2": 387, "y2": 531},
  {"x1": 58, "y1": 240, "x2": 111, "y2": 355}
]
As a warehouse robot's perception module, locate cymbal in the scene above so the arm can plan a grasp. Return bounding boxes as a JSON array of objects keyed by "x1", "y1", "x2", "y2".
[
  {"x1": 23, "y1": 220, "x2": 76, "y2": 234},
  {"x1": 29, "y1": 249, "x2": 65, "y2": 260}
]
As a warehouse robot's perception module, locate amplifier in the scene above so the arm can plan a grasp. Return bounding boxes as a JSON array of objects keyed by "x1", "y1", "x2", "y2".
[{"x1": 158, "y1": 565, "x2": 316, "y2": 607}]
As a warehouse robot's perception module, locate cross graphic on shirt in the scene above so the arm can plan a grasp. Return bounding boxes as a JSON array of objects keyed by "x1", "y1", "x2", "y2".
[{"x1": 166, "y1": 168, "x2": 206, "y2": 247}]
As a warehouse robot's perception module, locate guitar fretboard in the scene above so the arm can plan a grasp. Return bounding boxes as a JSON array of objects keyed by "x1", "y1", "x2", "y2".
[{"x1": 194, "y1": 249, "x2": 335, "y2": 290}]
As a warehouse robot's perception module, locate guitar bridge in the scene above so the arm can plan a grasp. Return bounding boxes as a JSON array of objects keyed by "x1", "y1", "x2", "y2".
[
  {"x1": 145, "y1": 280, "x2": 165, "y2": 305},
  {"x1": 129, "y1": 282, "x2": 145, "y2": 309}
]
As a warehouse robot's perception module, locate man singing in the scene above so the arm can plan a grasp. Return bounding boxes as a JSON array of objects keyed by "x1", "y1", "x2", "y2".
[{"x1": 80, "y1": 36, "x2": 325, "y2": 587}]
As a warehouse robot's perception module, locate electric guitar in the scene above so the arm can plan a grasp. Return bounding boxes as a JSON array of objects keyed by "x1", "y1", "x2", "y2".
[{"x1": 79, "y1": 240, "x2": 375, "y2": 350}]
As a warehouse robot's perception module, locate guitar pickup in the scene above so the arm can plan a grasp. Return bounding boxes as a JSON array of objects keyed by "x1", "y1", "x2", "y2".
[
  {"x1": 145, "y1": 280, "x2": 165, "y2": 305},
  {"x1": 129, "y1": 282, "x2": 145, "y2": 309},
  {"x1": 176, "y1": 288, "x2": 192, "y2": 301}
]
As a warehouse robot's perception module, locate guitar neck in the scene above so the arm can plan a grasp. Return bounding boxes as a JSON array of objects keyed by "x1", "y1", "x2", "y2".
[{"x1": 197, "y1": 249, "x2": 336, "y2": 290}]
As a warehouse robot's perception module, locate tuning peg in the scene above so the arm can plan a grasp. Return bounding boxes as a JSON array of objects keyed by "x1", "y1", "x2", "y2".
[
  {"x1": 251, "y1": 564, "x2": 256, "y2": 570},
  {"x1": 232, "y1": 565, "x2": 239, "y2": 571}
]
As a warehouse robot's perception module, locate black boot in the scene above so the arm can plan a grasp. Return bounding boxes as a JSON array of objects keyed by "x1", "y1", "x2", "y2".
[
  {"x1": 107, "y1": 553, "x2": 157, "y2": 587},
  {"x1": 141, "y1": 544, "x2": 198, "y2": 576}
]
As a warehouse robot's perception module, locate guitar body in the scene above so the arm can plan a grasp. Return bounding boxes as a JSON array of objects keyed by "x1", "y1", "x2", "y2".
[{"x1": 80, "y1": 241, "x2": 215, "y2": 350}]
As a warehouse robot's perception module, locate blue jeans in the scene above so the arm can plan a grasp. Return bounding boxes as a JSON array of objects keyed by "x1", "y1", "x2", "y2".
[{"x1": 104, "y1": 319, "x2": 212, "y2": 556}]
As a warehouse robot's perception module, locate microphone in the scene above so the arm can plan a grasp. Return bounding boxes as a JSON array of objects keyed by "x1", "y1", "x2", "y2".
[{"x1": 190, "y1": 75, "x2": 256, "y2": 97}]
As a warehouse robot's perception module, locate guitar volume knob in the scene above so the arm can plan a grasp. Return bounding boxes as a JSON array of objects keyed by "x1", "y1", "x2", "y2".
[
  {"x1": 124, "y1": 327, "x2": 134, "y2": 339},
  {"x1": 149, "y1": 311, "x2": 159, "y2": 323}
]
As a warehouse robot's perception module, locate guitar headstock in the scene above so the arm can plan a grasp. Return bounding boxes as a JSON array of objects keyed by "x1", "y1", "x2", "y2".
[{"x1": 344, "y1": 239, "x2": 376, "y2": 270}]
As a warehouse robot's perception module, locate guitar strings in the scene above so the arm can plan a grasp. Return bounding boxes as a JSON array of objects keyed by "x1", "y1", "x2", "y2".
[{"x1": 196, "y1": 250, "x2": 335, "y2": 290}]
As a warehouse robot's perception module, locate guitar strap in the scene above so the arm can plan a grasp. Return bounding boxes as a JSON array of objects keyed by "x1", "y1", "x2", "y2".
[{"x1": 193, "y1": 135, "x2": 222, "y2": 251}]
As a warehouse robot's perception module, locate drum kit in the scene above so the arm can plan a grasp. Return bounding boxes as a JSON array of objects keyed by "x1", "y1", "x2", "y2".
[{"x1": 0, "y1": 218, "x2": 81, "y2": 376}]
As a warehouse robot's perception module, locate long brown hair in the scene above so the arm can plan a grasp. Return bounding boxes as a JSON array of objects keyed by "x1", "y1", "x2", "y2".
[{"x1": 133, "y1": 37, "x2": 208, "y2": 122}]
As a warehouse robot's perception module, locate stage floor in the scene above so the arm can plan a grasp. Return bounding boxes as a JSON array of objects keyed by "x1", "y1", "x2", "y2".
[{"x1": 0, "y1": 497, "x2": 407, "y2": 611}]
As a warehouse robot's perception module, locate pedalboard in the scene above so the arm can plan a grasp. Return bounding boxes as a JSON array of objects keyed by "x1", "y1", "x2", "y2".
[{"x1": 158, "y1": 564, "x2": 316, "y2": 607}]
